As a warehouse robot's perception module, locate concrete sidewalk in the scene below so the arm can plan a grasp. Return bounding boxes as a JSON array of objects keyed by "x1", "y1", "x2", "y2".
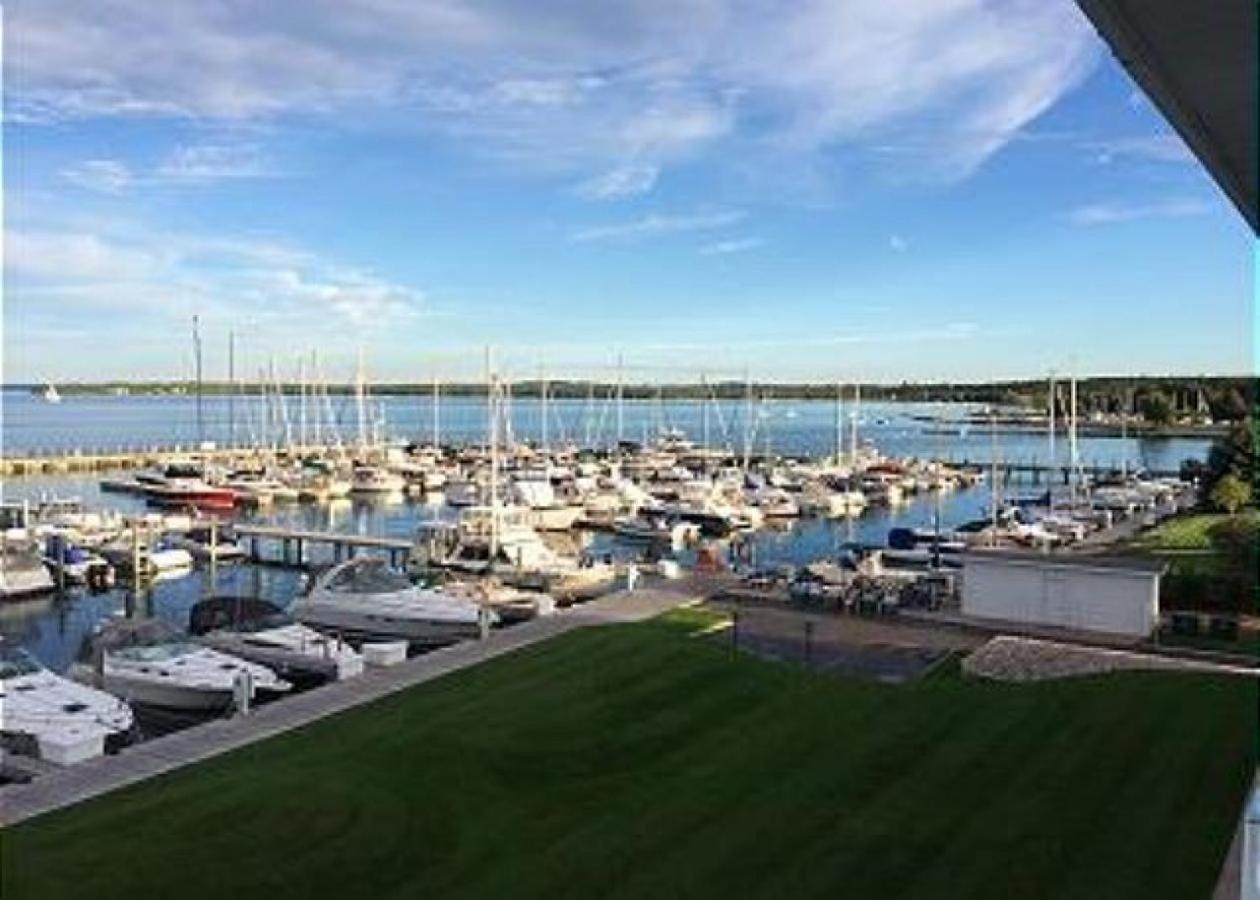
[{"x1": 0, "y1": 587, "x2": 697, "y2": 827}]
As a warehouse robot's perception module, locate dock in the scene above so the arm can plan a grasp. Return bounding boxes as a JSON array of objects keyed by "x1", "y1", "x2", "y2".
[
  {"x1": 0, "y1": 443, "x2": 370, "y2": 478},
  {"x1": 233, "y1": 524, "x2": 414, "y2": 567},
  {"x1": 0, "y1": 585, "x2": 700, "y2": 827}
]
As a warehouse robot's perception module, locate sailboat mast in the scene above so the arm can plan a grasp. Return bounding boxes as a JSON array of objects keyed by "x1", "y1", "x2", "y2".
[
  {"x1": 355, "y1": 346, "x2": 367, "y2": 452},
  {"x1": 488, "y1": 349, "x2": 500, "y2": 561},
  {"x1": 432, "y1": 371, "x2": 440, "y2": 449},
  {"x1": 616, "y1": 353, "x2": 624, "y2": 452},
  {"x1": 227, "y1": 331, "x2": 236, "y2": 448},
  {"x1": 192, "y1": 315, "x2": 204, "y2": 447},
  {"x1": 834, "y1": 382, "x2": 843, "y2": 465},
  {"x1": 1047, "y1": 371, "x2": 1056, "y2": 499},
  {"x1": 850, "y1": 382, "x2": 860, "y2": 465},
  {"x1": 540, "y1": 362, "x2": 549, "y2": 452},
  {"x1": 1069, "y1": 371, "x2": 1079, "y2": 505}
]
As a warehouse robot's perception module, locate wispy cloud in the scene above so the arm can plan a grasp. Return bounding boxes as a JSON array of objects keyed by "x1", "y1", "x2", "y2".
[
  {"x1": 699, "y1": 237, "x2": 763, "y2": 256},
  {"x1": 1086, "y1": 134, "x2": 1193, "y2": 165},
  {"x1": 888, "y1": 234, "x2": 909, "y2": 253},
  {"x1": 577, "y1": 163, "x2": 659, "y2": 200},
  {"x1": 573, "y1": 210, "x2": 744, "y2": 242},
  {"x1": 156, "y1": 143, "x2": 275, "y2": 182},
  {"x1": 1066, "y1": 198, "x2": 1212, "y2": 226},
  {"x1": 8, "y1": 0, "x2": 1100, "y2": 186},
  {"x1": 59, "y1": 159, "x2": 133, "y2": 193}
]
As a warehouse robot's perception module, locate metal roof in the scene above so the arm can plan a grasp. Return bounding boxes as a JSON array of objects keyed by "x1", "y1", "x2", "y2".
[
  {"x1": 1074, "y1": 0, "x2": 1257, "y2": 231},
  {"x1": 963, "y1": 549, "x2": 1168, "y2": 574}
]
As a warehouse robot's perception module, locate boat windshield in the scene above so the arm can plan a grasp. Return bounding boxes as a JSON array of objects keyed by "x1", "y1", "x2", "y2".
[
  {"x1": 0, "y1": 647, "x2": 43, "y2": 678},
  {"x1": 111, "y1": 643, "x2": 200, "y2": 662},
  {"x1": 327, "y1": 563, "x2": 413, "y2": 594}
]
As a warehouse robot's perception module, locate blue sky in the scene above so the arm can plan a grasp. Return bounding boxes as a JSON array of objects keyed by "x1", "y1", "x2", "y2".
[{"x1": 2, "y1": 0, "x2": 1252, "y2": 384}]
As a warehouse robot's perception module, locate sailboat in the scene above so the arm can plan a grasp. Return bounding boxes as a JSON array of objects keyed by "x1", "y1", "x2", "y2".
[{"x1": 36, "y1": 381, "x2": 61, "y2": 404}]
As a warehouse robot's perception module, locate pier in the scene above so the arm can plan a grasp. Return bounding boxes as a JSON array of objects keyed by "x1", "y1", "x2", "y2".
[
  {"x1": 234, "y1": 524, "x2": 413, "y2": 568},
  {"x1": 0, "y1": 443, "x2": 368, "y2": 478}
]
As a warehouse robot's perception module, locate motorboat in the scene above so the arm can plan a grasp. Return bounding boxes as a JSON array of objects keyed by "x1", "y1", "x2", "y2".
[
  {"x1": 0, "y1": 542, "x2": 56, "y2": 599},
  {"x1": 74, "y1": 619, "x2": 290, "y2": 711},
  {"x1": 138, "y1": 461, "x2": 238, "y2": 511},
  {"x1": 424, "y1": 506, "x2": 616, "y2": 601},
  {"x1": 189, "y1": 597, "x2": 364, "y2": 684},
  {"x1": 349, "y1": 466, "x2": 405, "y2": 495},
  {"x1": 0, "y1": 642, "x2": 134, "y2": 764},
  {"x1": 42, "y1": 534, "x2": 113, "y2": 587},
  {"x1": 292, "y1": 558, "x2": 495, "y2": 646}
]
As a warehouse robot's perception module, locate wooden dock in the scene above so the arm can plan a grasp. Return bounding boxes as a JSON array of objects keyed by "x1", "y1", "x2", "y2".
[
  {"x1": 233, "y1": 524, "x2": 413, "y2": 568},
  {"x1": 0, "y1": 443, "x2": 373, "y2": 478}
]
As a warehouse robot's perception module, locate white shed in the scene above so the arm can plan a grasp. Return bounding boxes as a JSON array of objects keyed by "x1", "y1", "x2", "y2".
[{"x1": 960, "y1": 551, "x2": 1166, "y2": 638}]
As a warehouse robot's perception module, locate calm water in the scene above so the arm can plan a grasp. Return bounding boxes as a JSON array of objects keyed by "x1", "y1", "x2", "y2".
[{"x1": 1, "y1": 390, "x2": 1212, "y2": 671}]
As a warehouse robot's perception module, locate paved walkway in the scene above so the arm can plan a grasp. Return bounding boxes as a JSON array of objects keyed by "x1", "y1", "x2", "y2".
[{"x1": 0, "y1": 586, "x2": 698, "y2": 827}]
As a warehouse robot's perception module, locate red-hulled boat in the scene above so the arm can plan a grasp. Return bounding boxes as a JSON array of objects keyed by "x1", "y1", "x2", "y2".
[{"x1": 137, "y1": 462, "x2": 239, "y2": 512}]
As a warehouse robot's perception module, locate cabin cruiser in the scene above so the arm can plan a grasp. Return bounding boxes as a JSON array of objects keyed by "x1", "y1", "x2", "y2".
[
  {"x1": 421, "y1": 506, "x2": 616, "y2": 601},
  {"x1": 43, "y1": 534, "x2": 113, "y2": 587},
  {"x1": 98, "y1": 534, "x2": 194, "y2": 578},
  {"x1": 0, "y1": 542, "x2": 56, "y2": 599},
  {"x1": 293, "y1": 558, "x2": 495, "y2": 646},
  {"x1": 613, "y1": 511, "x2": 700, "y2": 547},
  {"x1": 137, "y1": 461, "x2": 238, "y2": 511},
  {"x1": 511, "y1": 479, "x2": 584, "y2": 532},
  {"x1": 349, "y1": 465, "x2": 405, "y2": 495},
  {"x1": 189, "y1": 597, "x2": 364, "y2": 683},
  {"x1": 74, "y1": 619, "x2": 290, "y2": 711},
  {"x1": 0, "y1": 642, "x2": 134, "y2": 763}
]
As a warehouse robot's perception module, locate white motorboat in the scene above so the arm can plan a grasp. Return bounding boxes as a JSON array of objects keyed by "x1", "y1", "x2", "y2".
[
  {"x1": 189, "y1": 597, "x2": 364, "y2": 683},
  {"x1": 0, "y1": 543, "x2": 56, "y2": 599},
  {"x1": 292, "y1": 558, "x2": 495, "y2": 645},
  {"x1": 42, "y1": 534, "x2": 113, "y2": 587},
  {"x1": 76, "y1": 619, "x2": 290, "y2": 711},
  {"x1": 350, "y1": 466, "x2": 405, "y2": 495},
  {"x1": 167, "y1": 525, "x2": 247, "y2": 562},
  {"x1": 0, "y1": 643, "x2": 134, "y2": 764}
]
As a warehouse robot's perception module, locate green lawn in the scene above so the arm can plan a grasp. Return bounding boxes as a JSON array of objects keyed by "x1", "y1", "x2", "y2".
[
  {"x1": 3, "y1": 611, "x2": 1255, "y2": 900},
  {"x1": 1132, "y1": 511, "x2": 1258, "y2": 552}
]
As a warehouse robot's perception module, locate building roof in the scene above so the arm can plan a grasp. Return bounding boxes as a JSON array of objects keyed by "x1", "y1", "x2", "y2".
[
  {"x1": 963, "y1": 549, "x2": 1168, "y2": 575},
  {"x1": 1075, "y1": 0, "x2": 1257, "y2": 232}
]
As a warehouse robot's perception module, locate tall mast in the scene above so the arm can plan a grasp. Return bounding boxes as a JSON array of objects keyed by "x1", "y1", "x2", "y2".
[
  {"x1": 742, "y1": 366, "x2": 753, "y2": 470},
  {"x1": 192, "y1": 315, "x2": 203, "y2": 447},
  {"x1": 1047, "y1": 370, "x2": 1056, "y2": 501},
  {"x1": 297, "y1": 354, "x2": 307, "y2": 450},
  {"x1": 311, "y1": 350, "x2": 322, "y2": 448},
  {"x1": 701, "y1": 373, "x2": 710, "y2": 467},
  {"x1": 432, "y1": 371, "x2": 440, "y2": 449},
  {"x1": 540, "y1": 362, "x2": 549, "y2": 452},
  {"x1": 989, "y1": 408, "x2": 999, "y2": 545},
  {"x1": 487, "y1": 348, "x2": 499, "y2": 561},
  {"x1": 355, "y1": 346, "x2": 367, "y2": 452},
  {"x1": 1069, "y1": 371, "x2": 1079, "y2": 505},
  {"x1": 834, "y1": 382, "x2": 843, "y2": 465},
  {"x1": 850, "y1": 382, "x2": 860, "y2": 465},
  {"x1": 227, "y1": 330, "x2": 235, "y2": 448},
  {"x1": 615, "y1": 353, "x2": 624, "y2": 452}
]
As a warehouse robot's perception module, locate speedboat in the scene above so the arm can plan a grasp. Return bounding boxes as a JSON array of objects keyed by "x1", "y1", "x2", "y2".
[
  {"x1": 42, "y1": 534, "x2": 113, "y2": 587},
  {"x1": 189, "y1": 596, "x2": 364, "y2": 683},
  {"x1": 292, "y1": 558, "x2": 495, "y2": 646},
  {"x1": 0, "y1": 543, "x2": 56, "y2": 599},
  {"x1": 138, "y1": 462, "x2": 238, "y2": 511},
  {"x1": 0, "y1": 642, "x2": 134, "y2": 764},
  {"x1": 74, "y1": 619, "x2": 290, "y2": 711}
]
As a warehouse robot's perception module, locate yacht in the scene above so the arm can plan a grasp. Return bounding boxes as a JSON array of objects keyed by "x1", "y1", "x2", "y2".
[
  {"x1": 0, "y1": 643, "x2": 134, "y2": 763},
  {"x1": 0, "y1": 543, "x2": 56, "y2": 599},
  {"x1": 75, "y1": 619, "x2": 290, "y2": 711},
  {"x1": 292, "y1": 558, "x2": 495, "y2": 646},
  {"x1": 349, "y1": 465, "x2": 405, "y2": 495},
  {"x1": 189, "y1": 597, "x2": 364, "y2": 684}
]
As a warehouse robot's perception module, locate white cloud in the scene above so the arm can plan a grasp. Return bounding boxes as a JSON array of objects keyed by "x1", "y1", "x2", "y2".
[
  {"x1": 8, "y1": 220, "x2": 423, "y2": 327},
  {"x1": 6, "y1": 1, "x2": 1100, "y2": 184},
  {"x1": 888, "y1": 234, "x2": 908, "y2": 252},
  {"x1": 699, "y1": 237, "x2": 763, "y2": 255},
  {"x1": 59, "y1": 159, "x2": 133, "y2": 193},
  {"x1": 1066, "y1": 198, "x2": 1213, "y2": 226},
  {"x1": 573, "y1": 210, "x2": 744, "y2": 242},
  {"x1": 1086, "y1": 134, "x2": 1194, "y2": 165},
  {"x1": 156, "y1": 143, "x2": 274, "y2": 182},
  {"x1": 577, "y1": 164, "x2": 659, "y2": 200}
]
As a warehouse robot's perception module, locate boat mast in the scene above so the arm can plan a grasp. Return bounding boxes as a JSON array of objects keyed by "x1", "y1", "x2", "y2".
[
  {"x1": 1069, "y1": 370, "x2": 1079, "y2": 505},
  {"x1": 701, "y1": 373, "x2": 710, "y2": 472},
  {"x1": 227, "y1": 330, "x2": 236, "y2": 449},
  {"x1": 192, "y1": 315, "x2": 204, "y2": 447},
  {"x1": 742, "y1": 366, "x2": 753, "y2": 471},
  {"x1": 355, "y1": 346, "x2": 367, "y2": 452},
  {"x1": 850, "y1": 382, "x2": 860, "y2": 466},
  {"x1": 1047, "y1": 370, "x2": 1056, "y2": 506},
  {"x1": 540, "y1": 361, "x2": 549, "y2": 453},
  {"x1": 833, "y1": 382, "x2": 843, "y2": 466},
  {"x1": 432, "y1": 371, "x2": 440, "y2": 450},
  {"x1": 989, "y1": 408, "x2": 999, "y2": 545},
  {"x1": 487, "y1": 348, "x2": 500, "y2": 562},
  {"x1": 298, "y1": 354, "x2": 307, "y2": 450},
  {"x1": 616, "y1": 353, "x2": 624, "y2": 455}
]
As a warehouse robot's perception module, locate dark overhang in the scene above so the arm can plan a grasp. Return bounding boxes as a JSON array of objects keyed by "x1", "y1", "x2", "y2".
[{"x1": 1075, "y1": 0, "x2": 1257, "y2": 232}]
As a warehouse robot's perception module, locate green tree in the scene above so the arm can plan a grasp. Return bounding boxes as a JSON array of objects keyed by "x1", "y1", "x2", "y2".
[
  {"x1": 1210, "y1": 473, "x2": 1252, "y2": 515},
  {"x1": 1138, "y1": 390, "x2": 1174, "y2": 426}
]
